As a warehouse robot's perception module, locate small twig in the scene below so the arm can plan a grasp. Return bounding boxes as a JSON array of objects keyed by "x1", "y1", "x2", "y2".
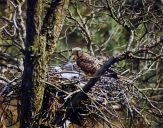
[{"x1": 54, "y1": 39, "x2": 163, "y2": 125}]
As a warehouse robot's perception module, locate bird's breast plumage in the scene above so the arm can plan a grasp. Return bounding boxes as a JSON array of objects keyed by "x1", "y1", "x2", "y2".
[{"x1": 76, "y1": 53, "x2": 100, "y2": 75}]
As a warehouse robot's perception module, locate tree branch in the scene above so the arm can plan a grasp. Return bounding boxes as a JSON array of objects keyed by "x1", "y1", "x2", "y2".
[
  {"x1": 41, "y1": 0, "x2": 70, "y2": 58},
  {"x1": 54, "y1": 39, "x2": 163, "y2": 126}
]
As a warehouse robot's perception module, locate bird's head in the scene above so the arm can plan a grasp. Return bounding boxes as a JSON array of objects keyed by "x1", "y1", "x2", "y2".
[{"x1": 71, "y1": 47, "x2": 83, "y2": 59}]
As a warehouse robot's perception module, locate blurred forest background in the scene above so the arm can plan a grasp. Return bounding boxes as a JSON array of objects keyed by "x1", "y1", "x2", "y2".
[{"x1": 0, "y1": 0, "x2": 163, "y2": 128}]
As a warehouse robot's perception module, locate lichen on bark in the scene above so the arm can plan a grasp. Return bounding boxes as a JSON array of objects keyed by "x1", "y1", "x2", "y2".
[
  {"x1": 20, "y1": 0, "x2": 69, "y2": 127},
  {"x1": 21, "y1": 0, "x2": 46, "y2": 127},
  {"x1": 42, "y1": 0, "x2": 70, "y2": 58}
]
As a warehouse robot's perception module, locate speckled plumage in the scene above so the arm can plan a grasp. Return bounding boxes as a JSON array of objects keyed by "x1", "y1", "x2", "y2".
[{"x1": 72, "y1": 47, "x2": 101, "y2": 75}]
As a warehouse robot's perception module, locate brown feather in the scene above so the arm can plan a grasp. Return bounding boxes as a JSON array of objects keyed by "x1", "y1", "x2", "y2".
[{"x1": 72, "y1": 47, "x2": 101, "y2": 75}]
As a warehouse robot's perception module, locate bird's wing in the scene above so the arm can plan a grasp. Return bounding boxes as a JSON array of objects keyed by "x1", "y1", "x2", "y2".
[
  {"x1": 76, "y1": 53, "x2": 101, "y2": 74},
  {"x1": 82, "y1": 53, "x2": 101, "y2": 65}
]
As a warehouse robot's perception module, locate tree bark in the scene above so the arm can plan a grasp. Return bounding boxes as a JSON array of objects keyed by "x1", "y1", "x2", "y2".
[
  {"x1": 41, "y1": 0, "x2": 69, "y2": 58},
  {"x1": 20, "y1": 0, "x2": 69, "y2": 127},
  {"x1": 20, "y1": 0, "x2": 46, "y2": 127}
]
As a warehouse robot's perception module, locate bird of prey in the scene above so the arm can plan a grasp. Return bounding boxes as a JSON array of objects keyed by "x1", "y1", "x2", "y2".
[
  {"x1": 71, "y1": 47, "x2": 130, "y2": 82},
  {"x1": 71, "y1": 47, "x2": 102, "y2": 75}
]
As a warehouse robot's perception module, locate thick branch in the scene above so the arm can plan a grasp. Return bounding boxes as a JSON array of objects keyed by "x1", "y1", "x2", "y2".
[
  {"x1": 41, "y1": 0, "x2": 69, "y2": 58},
  {"x1": 54, "y1": 39, "x2": 163, "y2": 126},
  {"x1": 54, "y1": 56, "x2": 123, "y2": 125}
]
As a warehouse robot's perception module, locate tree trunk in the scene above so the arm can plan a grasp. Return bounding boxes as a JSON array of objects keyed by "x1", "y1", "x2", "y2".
[
  {"x1": 20, "y1": 0, "x2": 46, "y2": 127},
  {"x1": 20, "y1": 0, "x2": 69, "y2": 127}
]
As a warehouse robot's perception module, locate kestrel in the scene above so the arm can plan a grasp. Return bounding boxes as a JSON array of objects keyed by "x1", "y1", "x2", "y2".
[
  {"x1": 71, "y1": 47, "x2": 130, "y2": 82},
  {"x1": 71, "y1": 47, "x2": 101, "y2": 75}
]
